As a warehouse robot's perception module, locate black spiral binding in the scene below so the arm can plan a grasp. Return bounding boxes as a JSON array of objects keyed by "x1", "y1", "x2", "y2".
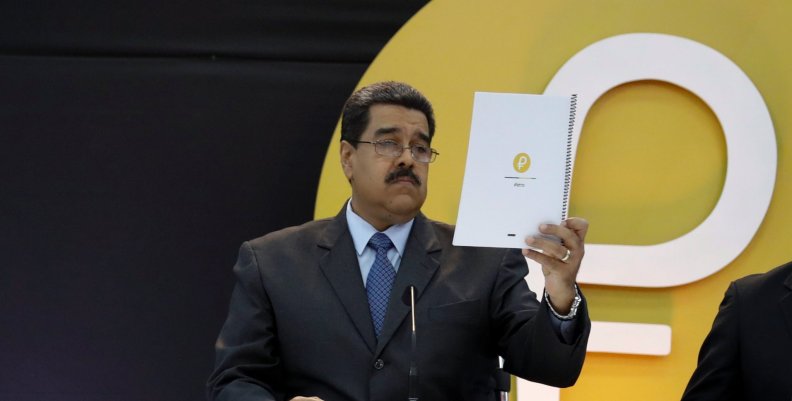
[{"x1": 562, "y1": 94, "x2": 577, "y2": 221}]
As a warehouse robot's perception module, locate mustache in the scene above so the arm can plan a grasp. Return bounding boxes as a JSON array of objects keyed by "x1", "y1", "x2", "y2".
[{"x1": 385, "y1": 168, "x2": 421, "y2": 186}]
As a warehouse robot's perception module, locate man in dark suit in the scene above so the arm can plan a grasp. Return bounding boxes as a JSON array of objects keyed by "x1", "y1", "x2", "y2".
[
  {"x1": 681, "y1": 261, "x2": 792, "y2": 401},
  {"x1": 207, "y1": 81, "x2": 591, "y2": 401}
]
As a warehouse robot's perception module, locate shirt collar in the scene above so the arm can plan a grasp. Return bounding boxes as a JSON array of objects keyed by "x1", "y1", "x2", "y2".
[{"x1": 345, "y1": 199, "x2": 414, "y2": 257}]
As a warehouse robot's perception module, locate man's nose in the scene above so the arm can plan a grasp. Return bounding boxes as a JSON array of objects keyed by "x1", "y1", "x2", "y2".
[{"x1": 396, "y1": 145, "x2": 414, "y2": 166}]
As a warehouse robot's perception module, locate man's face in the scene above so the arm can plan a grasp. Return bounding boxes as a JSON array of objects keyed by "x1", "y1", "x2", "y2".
[{"x1": 340, "y1": 104, "x2": 431, "y2": 230}]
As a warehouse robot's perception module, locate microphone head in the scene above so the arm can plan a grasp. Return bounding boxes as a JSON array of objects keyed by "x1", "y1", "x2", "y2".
[{"x1": 401, "y1": 285, "x2": 416, "y2": 306}]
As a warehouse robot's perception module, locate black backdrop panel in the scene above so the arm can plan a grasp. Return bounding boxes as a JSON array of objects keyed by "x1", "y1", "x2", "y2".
[
  {"x1": 0, "y1": 1, "x2": 427, "y2": 400},
  {"x1": 0, "y1": 1, "x2": 423, "y2": 62},
  {"x1": 0, "y1": 54, "x2": 363, "y2": 401}
]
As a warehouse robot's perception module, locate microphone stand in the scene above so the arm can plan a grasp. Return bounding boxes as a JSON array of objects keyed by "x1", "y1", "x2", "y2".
[{"x1": 407, "y1": 286, "x2": 418, "y2": 401}]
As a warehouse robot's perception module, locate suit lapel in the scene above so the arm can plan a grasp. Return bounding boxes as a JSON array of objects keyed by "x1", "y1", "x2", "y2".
[
  {"x1": 781, "y1": 267, "x2": 792, "y2": 341},
  {"x1": 375, "y1": 213, "x2": 442, "y2": 357},
  {"x1": 317, "y1": 207, "x2": 377, "y2": 353}
]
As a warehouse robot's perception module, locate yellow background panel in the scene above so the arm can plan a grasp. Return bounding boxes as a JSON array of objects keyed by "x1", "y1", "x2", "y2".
[{"x1": 315, "y1": 1, "x2": 792, "y2": 400}]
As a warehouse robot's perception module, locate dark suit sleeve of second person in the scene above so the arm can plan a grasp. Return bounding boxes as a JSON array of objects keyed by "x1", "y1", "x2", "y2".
[
  {"x1": 494, "y1": 249, "x2": 591, "y2": 388},
  {"x1": 681, "y1": 283, "x2": 743, "y2": 401},
  {"x1": 206, "y1": 242, "x2": 283, "y2": 401}
]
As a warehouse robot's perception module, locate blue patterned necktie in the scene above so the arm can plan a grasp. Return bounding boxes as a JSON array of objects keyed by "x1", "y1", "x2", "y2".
[{"x1": 366, "y1": 232, "x2": 396, "y2": 338}]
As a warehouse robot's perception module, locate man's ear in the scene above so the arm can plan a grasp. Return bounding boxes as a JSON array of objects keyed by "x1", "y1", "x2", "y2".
[{"x1": 340, "y1": 140, "x2": 355, "y2": 181}]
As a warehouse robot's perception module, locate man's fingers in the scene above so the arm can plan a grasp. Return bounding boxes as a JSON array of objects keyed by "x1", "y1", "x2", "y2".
[
  {"x1": 536, "y1": 218, "x2": 589, "y2": 250},
  {"x1": 523, "y1": 218, "x2": 588, "y2": 267},
  {"x1": 524, "y1": 236, "x2": 568, "y2": 260},
  {"x1": 523, "y1": 248, "x2": 564, "y2": 271},
  {"x1": 536, "y1": 223, "x2": 581, "y2": 252},
  {"x1": 563, "y1": 217, "x2": 589, "y2": 241}
]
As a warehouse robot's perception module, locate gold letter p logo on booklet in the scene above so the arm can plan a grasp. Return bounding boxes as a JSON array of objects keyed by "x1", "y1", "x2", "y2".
[{"x1": 513, "y1": 152, "x2": 531, "y2": 173}]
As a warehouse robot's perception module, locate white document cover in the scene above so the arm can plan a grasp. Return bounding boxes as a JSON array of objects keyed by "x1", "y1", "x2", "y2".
[{"x1": 453, "y1": 92, "x2": 575, "y2": 249}]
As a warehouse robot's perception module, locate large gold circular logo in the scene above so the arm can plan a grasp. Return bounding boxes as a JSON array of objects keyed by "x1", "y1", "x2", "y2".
[{"x1": 314, "y1": 3, "x2": 792, "y2": 401}]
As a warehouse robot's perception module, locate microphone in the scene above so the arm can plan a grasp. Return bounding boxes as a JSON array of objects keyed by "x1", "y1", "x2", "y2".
[{"x1": 401, "y1": 285, "x2": 418, "y2": 401}]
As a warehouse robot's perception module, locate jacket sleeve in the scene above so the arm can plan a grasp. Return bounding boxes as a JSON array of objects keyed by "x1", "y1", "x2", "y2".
[
  {"x1": 681, "y1": 283, "x2": 742, "y2": 401},
  {"x1": 494, "y1": 249, "x2": 591, "y2": 388},
  {"x1": 206, "y1": 242, "x2": 283, "y2": 401}
]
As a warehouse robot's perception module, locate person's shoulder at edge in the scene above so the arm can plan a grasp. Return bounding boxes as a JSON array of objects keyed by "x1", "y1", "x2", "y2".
[{"x1": 733, "y1": 260, "x2": 792, "y2": 295}]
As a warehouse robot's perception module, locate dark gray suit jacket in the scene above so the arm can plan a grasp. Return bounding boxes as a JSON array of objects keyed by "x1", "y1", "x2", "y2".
[
  {"x1": 682, "y1": 261, "x2": 792, "y2": 401},
  {"x1": 207, "y1": 208, "x2": 590, "y2": 401}
]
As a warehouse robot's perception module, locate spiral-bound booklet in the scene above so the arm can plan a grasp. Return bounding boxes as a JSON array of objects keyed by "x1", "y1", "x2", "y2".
[{"x1": 452, "y1": 92, "x2": 577, "y2": 249}]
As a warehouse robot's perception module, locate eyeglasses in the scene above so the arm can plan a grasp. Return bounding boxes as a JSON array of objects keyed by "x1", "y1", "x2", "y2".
[{"x1": 351, "y1": 139, "x2": 439, "y2": 163}]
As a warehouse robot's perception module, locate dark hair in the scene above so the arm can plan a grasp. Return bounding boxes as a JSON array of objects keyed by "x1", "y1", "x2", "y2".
[{"x1": 340, "y1": 81, "x2": 435, "y2": 146}]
